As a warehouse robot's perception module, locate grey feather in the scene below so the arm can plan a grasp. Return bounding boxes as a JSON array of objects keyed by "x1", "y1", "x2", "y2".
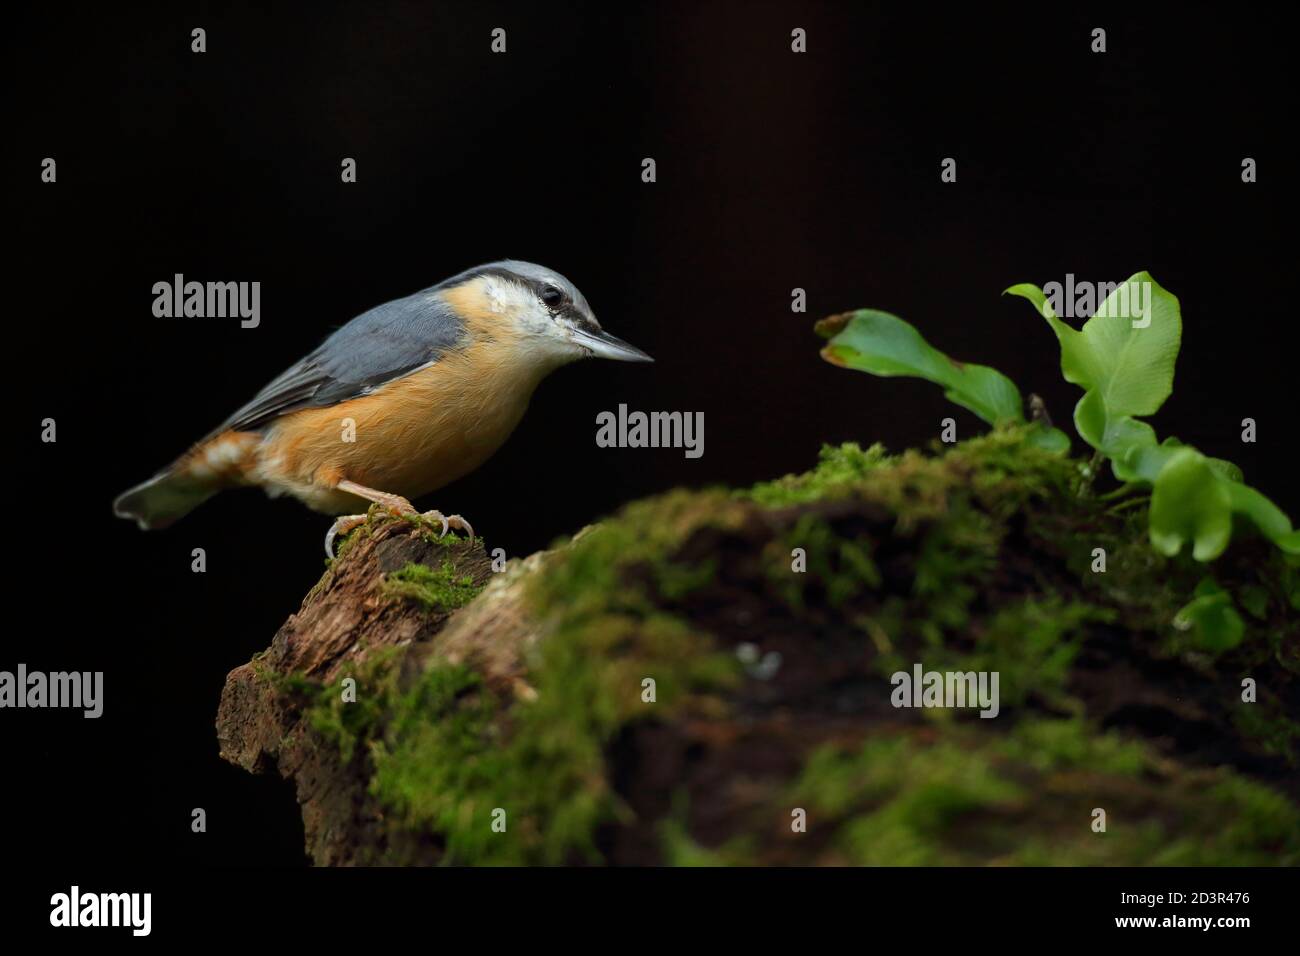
[{"x1": 216, "y1": 284, "x2": 470, "y2": 434}]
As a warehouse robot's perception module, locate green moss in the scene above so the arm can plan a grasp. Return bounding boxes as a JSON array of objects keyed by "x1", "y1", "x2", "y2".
[
  {"x1": 789, "y1": 717, "x2": 1300, "y2": 865},
  {"x1": 539, "y1": 488, "x2": 748, "y2": 608},
  {"x1": 762, "y1": 431, "x2": 1074, "y2": 637},
  {"x1": 767, "y1": 514, "x2": 883, "y2": 611},
  {"x1": 365, "y1": 610, "x2": 739, "y2": 864},
  {"x1": 1233, "y1": 699, "x2": 1300, "y2": 766},
  {"x1": 275, "y1": 424, "x2": 1296, "y2": 865},
  {"x1": 746, "y1": 427, "x2": 1076, "y2": 516},
  {"x1": 398, "y1": 511, "x2": 474, "y2": 546},
  {"x1": 910, "y1": 505, "x2": 1000, "y2": 637},
  {"x1": 330, "y1": 523, "x2": 368, "y2": 563},
  {"x1": 654, "y1": 557, "x2": 718, "y2": 602},
  {"x1": 368, "y1": 664, "x2": 512, "y2": 863},
  {"x1": 276, "y1": 485, "x2": 745, "y2": 864},
  {"x1": 793, "y1": 735, "x2": 1021, "y2": 865},
  {"x1": 934, "y1": 597, "x2": 1113, "y2": 711},
  {"x1": 659, "y1": 819, "x2": 735, "y2": 866},
  {"x1": 754, "y1": 432, "x2": 1105, "y2": 694},
  {"x1": 745, "y1": 441, "x2": 890, "y2": 507},
  {"x1": 351, "y1": 488, "x2": 749, "y2": 864},
  {"x1": 999, "y1": 716, "x2": 1147, "y2": 775},
  {"x1": 1185, "y1": 776, "x2": 1300, "y2": 864},
  {"x1": 659, "y1": 793, "x2": 758, "y2": 866},
  {"x1": 295, "y1": 646, "x2": 407, "y2": 764},
  {"x1": 383, "y1": 560, "x2": 483, "y2": 612}
]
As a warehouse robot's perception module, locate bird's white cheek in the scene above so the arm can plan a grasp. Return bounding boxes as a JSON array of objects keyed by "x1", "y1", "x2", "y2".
[
  {"x1": 481, "y1": 275, "x2": 533, "y2": 315},
  {"x1": 541, "y1": 331, "x2": 590, "y2": 365}
]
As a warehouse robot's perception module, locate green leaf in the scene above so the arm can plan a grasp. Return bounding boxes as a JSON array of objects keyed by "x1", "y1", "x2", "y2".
[
  {"x1": 1173, "y1": 582, "x2": 1245, "y2": 653},
  {"x1": 1237, "y1": 584, "x2": 1270, "y2": 620},
  {"x1": 819, "y1": 309, "x2": 1025, "y2": 426},
  {"x1": 1156, "y1": 438, "x2": 1243, "y2": 483},
  {"x1": 1070, "y1": 388, "x2": 1108, "y2": 450},
  {"x1": 1223, "y1": 482, "x2": 1300, "y2": 555},
  {"x1": 1147, "y1": 448, "x2": 1299, "y2": 560},
  {"x1": 1023, "y1": 422, "x2": 1072, "y2": 454},
  {"x1": 1006, "y1": 272, "x2": 1182, "y2": 480},
  {"x1": 1149, "y1": 449, "x2": 1233, "y2": 561},
  {"x1": 1287, "y1": 563, "x2": 1300, "y2": 611},
  {"x1": 1011, "y1": 272, "x2": 1297, "y2": 560},
  {"x1": 1071, "y1": 393, "x2": 1184, "y2": 484},
  {"x1": 1104, "y1": 419, "x2": 1173, "y2": 483},
  {"x1": 1006, "y1": 272, "x2": 1181, "y2": 421}
]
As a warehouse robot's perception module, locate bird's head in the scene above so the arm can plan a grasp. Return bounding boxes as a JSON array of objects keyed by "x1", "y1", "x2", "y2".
[{"x1": 444, "y1": 260, "x2": 653, "y2": 370}]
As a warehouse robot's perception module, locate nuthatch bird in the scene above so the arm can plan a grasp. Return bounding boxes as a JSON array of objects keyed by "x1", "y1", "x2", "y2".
[{"x1": 114, "y1": 261, "x2": 652, "y2": 554}]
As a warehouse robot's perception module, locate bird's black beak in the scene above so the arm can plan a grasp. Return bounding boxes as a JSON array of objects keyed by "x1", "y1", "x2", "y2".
[{"x1": 574, "y1": 327, "x2": 654, "y2": 362}]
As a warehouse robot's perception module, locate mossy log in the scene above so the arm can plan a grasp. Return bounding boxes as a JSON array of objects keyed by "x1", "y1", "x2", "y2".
[{"x1": 216, "y1": 427, "x2": 1299, "y2": 865}]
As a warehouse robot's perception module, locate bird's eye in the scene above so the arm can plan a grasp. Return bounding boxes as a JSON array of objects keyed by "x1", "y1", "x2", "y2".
[{"x1": 541, "y1": 286, "x2": 564, "y2": 308}]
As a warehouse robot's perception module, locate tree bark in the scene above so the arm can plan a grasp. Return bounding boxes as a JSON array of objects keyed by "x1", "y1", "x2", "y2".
[{"x1": 216, "y1": 434, "x2": 1300, "y2": 866}]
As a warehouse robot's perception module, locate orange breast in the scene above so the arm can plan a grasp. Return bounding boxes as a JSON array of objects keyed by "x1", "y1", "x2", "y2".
[{"x1": 256, "y1": 339, "x2": 543, "y2": 508}]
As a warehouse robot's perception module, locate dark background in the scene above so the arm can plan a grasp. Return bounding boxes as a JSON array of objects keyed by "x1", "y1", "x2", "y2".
[{"x1": 6, "y1": 2, "x2": 1294, "y2": 868}]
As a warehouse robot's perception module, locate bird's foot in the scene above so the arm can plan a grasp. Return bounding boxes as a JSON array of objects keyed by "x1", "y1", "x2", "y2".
[
  {"x1": 325, "y1": 507, "x2": 475, "y2": 557},
  {"x1": 324, "y1": 514, "x2": 369, "y2": 558},
  {"x1": 325, "y1": 492, "x2": 420, "y2": 558},
  {"x1": 327, "y1": 480, "x2": 474, "y2": 554},
  {"x1": 417, "y1": 510, "x2": 475, "y2": 541}
]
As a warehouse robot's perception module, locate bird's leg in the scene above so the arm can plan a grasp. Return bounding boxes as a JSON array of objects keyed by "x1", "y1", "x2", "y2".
[
  {"x1": 325, "y1": 480, "x2": 474, "y2": 557},
  {"x1": 336, "y1": 479, "x2": 418, "y2": 517},
  {"x1": 324, "y1": 480, "x2": 417, "y2": 556}
]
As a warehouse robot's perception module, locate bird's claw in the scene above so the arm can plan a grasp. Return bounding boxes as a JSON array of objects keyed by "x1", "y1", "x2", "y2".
[
  {"x1": 324, "y1": 514, "x2": 368, "y2": 558},
  {"x1": 419, "y1": 510, "x2": 475, "y2": 541},
  {"x1": 326, "y1": 506, "x2": 475, "y2": 558}
]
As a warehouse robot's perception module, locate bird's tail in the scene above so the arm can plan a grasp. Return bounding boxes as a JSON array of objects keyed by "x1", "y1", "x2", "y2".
[
  {"x1": 114, "y1": 431, "x2": 260, "y2": 530},
  {"x1": 113, "y1": 468, "x2": 219, "y2": 530}
]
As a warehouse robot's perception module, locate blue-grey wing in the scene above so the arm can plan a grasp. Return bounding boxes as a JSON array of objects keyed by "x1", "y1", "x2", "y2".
[{"x1": 216, "y1": 287, "x2": 467, "y2": 433}]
